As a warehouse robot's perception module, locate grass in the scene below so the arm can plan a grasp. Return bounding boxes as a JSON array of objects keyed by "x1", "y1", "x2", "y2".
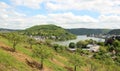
[
  {"x1": 1, "y1": 35, "x2": 120, "y2": 71},
  {"x1": 0, "y1": 37, "x2": 32, "y2": 56},
  {"x1": 45, "y1": 60, "x2": 67, "y2": 71},
  {"x1": 0, "y1": 49, "x2": 32, "y2": 71},
  {"x1": 0, "y1": 38, "x2": 66, "y2": 71},
  {"x1": 17, "y1": 43, "x2": 32, "y2": 56}
]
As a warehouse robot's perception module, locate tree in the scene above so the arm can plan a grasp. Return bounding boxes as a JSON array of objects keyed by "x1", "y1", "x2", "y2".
[
  {"x1": 113, "y1": 40, "x2": 120, "y2": 47},
  {"x1": 27, "y1": 37, "x2": 36, "y2": 49},
  {"x1": 93, "y1": 46, "x2": 111, "y2": 61},
  {"x1": 88, "y1": 60, "x2": 99, "y2": 71},
  {"x1": 85, "y1": 39, "x2": 95, "y2": 44},
  {"x1": 108, "y1": 40, "x2": 120, "y2": 56},
  {"x1": 69, "y1": 42, "x2": 76, "y2": 49},
  {"x1": 7, "y1": 32, "x2": 23, "y2": 52},
  {"x1": 70, "y1": 53, "x2": 84, "y2": 71},
  {"x1": 33, "y1": 44, "x2": 51, "y2": 70},
  {"x1": 53, "y1": 44, "x2": 59, "y2": 52},
  {"x1": 53, "y1": 44, "x2": 63, "y2": 52},
  {"x1": 97, "y1": 42, "x2": 104, "y2": 46},
  {"x1": 76, "y1": 41, "x2": 88, "y2": 48},
  {"x1": 115, "y1": 56, "x2": 120, "y2": 65},
  {"x1": 105, "y1": 37, "x2": 114, "y2": 45},
  {"x1": 76, "y1": 41, "x2": 83, "y2": 48}
]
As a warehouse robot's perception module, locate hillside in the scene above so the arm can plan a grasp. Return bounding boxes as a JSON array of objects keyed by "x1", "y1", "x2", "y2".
[
  {"x1": 0, "y1": 28, "x2": 17, "y2": 32},
  {"x1": 66, "y1": 28, "x2": 110, "y2": 35},
  {"x1": 108, "y1": 29, "x2": 120, "y2": 35},
  {"x1": 22, "y1": 24, "x2": 76, "y2": 41},
  {"x1": 1, "y1": 32, "x2": 120, "y2": 71}
]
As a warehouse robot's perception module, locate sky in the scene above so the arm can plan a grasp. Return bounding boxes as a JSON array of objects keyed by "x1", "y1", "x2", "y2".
[{"x1": 0, "y1": 0, "x2": 120, "y2": 29}]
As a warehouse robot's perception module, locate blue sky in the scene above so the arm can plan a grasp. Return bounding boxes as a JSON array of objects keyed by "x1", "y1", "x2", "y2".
[{"x1": 0, "y1": 0, "x2": 120, "y2": 29}]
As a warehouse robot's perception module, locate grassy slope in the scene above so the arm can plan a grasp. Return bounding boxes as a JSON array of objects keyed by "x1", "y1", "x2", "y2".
[
  {"x1": 0, "y1": 37, "x2": 69, "y2": 71},
  {"x1": 0, "y1": 49, "x2": 32, "y2": 71},
  {"x1": 0, "y1": 36, "x2": 120, "y2": 71}
]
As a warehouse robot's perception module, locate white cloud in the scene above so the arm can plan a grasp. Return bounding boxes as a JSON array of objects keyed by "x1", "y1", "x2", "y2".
[
  {"x1": 10, "y1": 0, "x2": 120, "y2": 15},
  {"x1": 98, "y1": 15, "x2": 120, "y2": 29},
  {"x1": 0, "y1": 2, "x2": 10, "y2": 9},
  {"x1": 1, "y1": 1, "x2": 120, "y2": 29},
  {"x1": 99, "y1": 15, "x2": 120, "y2": 23},
  {"x1": 11, "y1": 0, "x2": 45, "y2": 9},
  {"x1": 47, "y1": 12, "x2": 98, "y2": 24},
  {"x1": 0, "y1": 1, "x2": 120, "y2": 29},
  {"x1": 46, "y1": 0, "x2": 120, "y2": 15}
]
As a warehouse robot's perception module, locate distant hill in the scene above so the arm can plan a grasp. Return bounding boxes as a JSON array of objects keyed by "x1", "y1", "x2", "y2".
[
  {"x1": 108, "y1": 29, "x2": 120, "y2": 35},
  {"x1": 66, "y1": 28, "x2": 110, "y2": 35},
  {"x1": 22, "y1": 24, "x2": 76, "y2": 41},
  {"x1": 0, "y1": 28, "x2": 17, "y2": 32}
]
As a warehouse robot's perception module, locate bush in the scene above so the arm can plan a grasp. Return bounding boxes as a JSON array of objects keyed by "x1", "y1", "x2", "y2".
[
  {"x1": 76, "y1": 41, "x2": 88, "y2": 48},
  {"x1": 69, "y1": 42, "x2": 76, "y2": 49}
]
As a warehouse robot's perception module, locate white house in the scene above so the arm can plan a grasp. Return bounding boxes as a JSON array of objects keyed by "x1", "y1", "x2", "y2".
[{"x1": 86, "y1": 44, "x2": 100, "y2": 52}]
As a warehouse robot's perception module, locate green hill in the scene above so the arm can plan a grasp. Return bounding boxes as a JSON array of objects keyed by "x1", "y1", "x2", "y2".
[
  {"x1": 66, "y1": 28, "x2": 110, "y2": 35},
  {"x1": 108, "y1": 29, "x2": 120, "y2": 35},
  {"x1": 22, "y1": 24, "x2": 76, "y2": 41},
  {"x1": 0, "y1": 28, "x2": 17, "y2": 33}
]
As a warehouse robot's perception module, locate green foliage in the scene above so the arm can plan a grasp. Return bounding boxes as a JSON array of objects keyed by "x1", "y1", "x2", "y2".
[
  {"x1": 108, "y1": 40, "x2": 120, "y2": 56},
  {"x1": 115, "y1": 57, "x2": 120, "y2": 65},
  {"x1": 113, "y1": 40, "x2": 120, "y2": 47},
  {"x1": 67, "y1": 28, "x2": 110, "y2": 35},
  {"x1": 69, "y1": 42, "x2": 76, "y2": 48},
  {"x1": 80, "y1": 50, "x2": 90, "y2": 55},
  {"x1": 93, "y1": 46, "x2": 111, "y2": 61},
  {"x1": 97, "y1": 42, "x2": 104, "y2": 46},
  {"x1": 26, "y1": 37, "x2": 36, "y2": 49},
  {"x1": 0, "y1": 49, "x2": 32, "y2": 71},
  {"x1": 53, "y1": 44, "x2": 64, "y2": 52},
  {"x1": 87, "y1": 60, "x2": 100, "y2": 71},
  {"x1": 76, "y1": 39, "x2": 95, "y2": 48},
  {"x1": 33, "y1": 44, "x2": 51, "y2": 58},
  {"x1": 108, "y1": 29, "x2": 120, "y2": 35},
  {"x1": 33, "y1": 44, "x2": 52, "y2": 69},
  {"x1": 6, "y1": 32, "x2": 24, "y2": 51},
  {"x1": 45, "y1": 39, "x2": 52, "y2": 46},
  {"x1": 22, "y1": 24, "x2": 76, "y2": 41},
  {"x1": 76, "y1": 41, "x2": 88, "y2": 48},
  {"x1": 85, "y1": 39, "x2": 95, "y2": 44},
  {"x1": 53, "y1": 44, "x2": 59, "y2": 51},
  {"x1": 70, "y1": 53, "x2": 84, "y2": 71},
  {"x1": 1, "y1": 32, "x2": 120, "y2": 71}
]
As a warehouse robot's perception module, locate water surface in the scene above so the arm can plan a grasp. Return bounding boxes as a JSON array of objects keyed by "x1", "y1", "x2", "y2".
[{"x1": 54, "y1": 35, "x2": 105, "y2": 46}]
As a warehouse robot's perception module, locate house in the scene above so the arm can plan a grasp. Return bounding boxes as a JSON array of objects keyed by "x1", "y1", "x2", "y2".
[{"x1": 85, "y1": 44, "x2": 100, "y2": 52}]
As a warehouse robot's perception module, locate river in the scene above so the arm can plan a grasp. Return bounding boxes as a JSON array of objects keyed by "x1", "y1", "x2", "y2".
[{"x1": 54, "y1": 35, "x2": 105, "y2": 46}]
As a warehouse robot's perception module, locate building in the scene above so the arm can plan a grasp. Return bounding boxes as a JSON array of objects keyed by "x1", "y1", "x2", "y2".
[{"x1": 85, "y1": 44, "x2": 100, "y2": 52}]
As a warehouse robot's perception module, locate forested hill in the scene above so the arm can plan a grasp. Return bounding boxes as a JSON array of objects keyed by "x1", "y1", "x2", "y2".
[
  {"x1": 108, "y1": 29, "x2": 120, "y2": 35},
  {"x1": 22, "y1": 24, "x2": 76, "y2": 41},
  {"x1": 0, "y1": 28, "x2": 17, "y2": 32},
  {"x1": 66, "y1": 28, "x2": 110, "y2": 35}
]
